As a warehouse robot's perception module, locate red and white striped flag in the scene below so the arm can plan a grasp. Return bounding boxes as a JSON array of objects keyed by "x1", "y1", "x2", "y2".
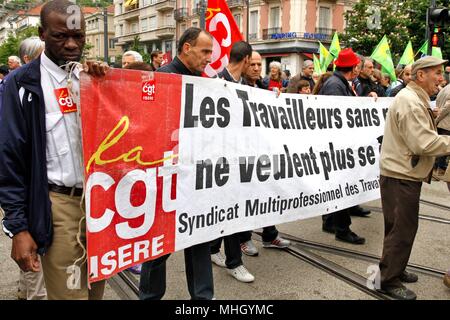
[{"x1": 204, "y1": 0, "x2": 244, "y2": 77}]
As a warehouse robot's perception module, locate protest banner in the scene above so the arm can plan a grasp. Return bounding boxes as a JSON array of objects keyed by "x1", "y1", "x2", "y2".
[{"x1": 80, "y1": 69, "x2": 390, "y2": 283}]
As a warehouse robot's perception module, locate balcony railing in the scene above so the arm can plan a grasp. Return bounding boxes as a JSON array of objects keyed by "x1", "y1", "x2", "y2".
[
  {"x1": 155, "y1": 0, "x2": 176, "y2": 12},
  {"x1": 248, "y1": 33, "x2": 258, "y2": 40},
  {"x1": 156, "y1": 25, "x2": 176, "y2": 38},
  {"x1": 227, "y1": 0, "x2": 245, "y2": 8},
  {"x1": 262, "y1": 27, "x2": 281, "y2": 40},
  {"x1": 118, "y1": 6, "x2": 140, "y2": 21},
  {"x1": 315, "y1": 27, "x2": 336, "y2": 36},
  {"x1": 174, "y1": 8, "x2": 189, "y2": 21},
  {"x1": 192, "y1": 1, "x2": 207, "y2": 16},
  {"x1": 248, "y1": 31, "x2": 336, "y2": 42}
]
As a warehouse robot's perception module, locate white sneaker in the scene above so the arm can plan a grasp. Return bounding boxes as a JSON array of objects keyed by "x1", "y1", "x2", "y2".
[
  {"x1": 211, "y1": 252, "x2": 226, "y2": 268},
  {"x1": 240, "y1": 240, "x2": 259, "y2": 256},
  {"x1": 227, "y1": 265, "x2": 255, "y2": 283},
  {"x1": 262, "y1": 236, "x2": 291, "y2": 248}
]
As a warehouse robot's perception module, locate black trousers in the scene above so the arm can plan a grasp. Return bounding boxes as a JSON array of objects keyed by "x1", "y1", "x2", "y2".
[
  {"x1": 322, "y1": 209, "x2": 352, "y2": 233},
  {"x1": 210, "y1": 233, "x2": 242, "y2": 269},
  {"x1": 239, "y1": 226, "x2": 279, "y2": 243},
  {"x1": 139, "y1": 242, "x2": 214, "y2": 300},
  {"x1": 379, "y1": 175, "x2": 422, "y2": 289}
]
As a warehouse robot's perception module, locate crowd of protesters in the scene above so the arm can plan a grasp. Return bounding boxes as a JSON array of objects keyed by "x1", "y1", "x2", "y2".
[{"x1": 0, "y1": 0, "x2": 449, "y2": 302}]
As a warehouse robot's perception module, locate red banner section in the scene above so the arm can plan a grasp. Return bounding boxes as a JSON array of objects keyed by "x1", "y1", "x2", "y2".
[
  {"x1": 204, "y1": 0, "x2": 243, "y2": 77},
  {"x1": 80, "y1": 69, "x2": 180, "y2": 283}
]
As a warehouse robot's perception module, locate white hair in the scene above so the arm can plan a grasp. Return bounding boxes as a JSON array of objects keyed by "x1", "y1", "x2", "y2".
[
  {"x1": 303, "y1": 60, "x2": 313, "y2": 69},
  {"x1": 123, "y1": 50, "x2": 143, "y2": 62},
  {"x1": 19, "y1": 36, "x2": 45, "y2": 63},
  {"x1": 269, "y1": 61, "x2": 282, "y2": 71},
  {"x1": 8, "y1": 55, "x2": 21, "y2": 65}
]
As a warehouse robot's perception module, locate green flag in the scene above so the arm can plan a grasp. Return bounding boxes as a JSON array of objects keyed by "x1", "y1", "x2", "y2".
[
  {"x1": 418, "y1": 40, "x2": 443, "y2": 58},
  {"x1": 329, "y1": 32, "x2": 341, "y2": 58},
  {"x1": 398, "y1": 41, "x2": 414, "y2": 65},
  {"x1": 418, "y1": 41, "x2": 428, "y2": 55},
  {"x1": 371, "y1": 35, "x2": 396, "y2": 81},
  {"x1": 433, "y1": 47, "x2": 443, "y2": 59},
  {"x1": 313, "y1": 54, "x2": 323, "y2": 75},
  {"x1": 319, "y1": 42, "x2": 333, "y2": 73}
]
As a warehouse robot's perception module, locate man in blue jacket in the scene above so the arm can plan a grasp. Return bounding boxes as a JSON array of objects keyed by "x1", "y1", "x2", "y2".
[
  {"x1": 0, "y1": 0, "x2": 106, "y2": 299},
  {"x1": 318, "y1": 48, "x2": 366, "y2": 245}
]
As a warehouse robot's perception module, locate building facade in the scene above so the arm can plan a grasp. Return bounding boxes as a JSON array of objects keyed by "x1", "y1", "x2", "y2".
[
  {"x1": 114, "y1": 0, "x2": 177, "y2": 59},
  {"x1": 112, "y1": 0, "x2": 356, "y2": 73},
  {"x1": 85, "y1": 5, "x2": 121, "y2": 62},
  {"x1": 174, "y1": 0, "x2": 355, "y2": 75}
]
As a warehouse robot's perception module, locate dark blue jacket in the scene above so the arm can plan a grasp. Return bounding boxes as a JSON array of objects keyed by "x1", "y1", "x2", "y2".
[
  {"x1": 319, "y1": 71, "x2": 356, "y2": 97},
  {"x1": 157, "y1": 56, "x2": 198, "y2": 76},
  {"x1": 0, "y1": 56, "x2": 52, "y2": 255}
]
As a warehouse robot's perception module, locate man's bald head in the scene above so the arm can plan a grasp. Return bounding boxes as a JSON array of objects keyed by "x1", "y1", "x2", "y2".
[
  {"x1": 40, "y1": 0, "x2": 83, "y2": 30},
  {"x1": 38, "y1": 0, "x2": 86, "y2": 65}
]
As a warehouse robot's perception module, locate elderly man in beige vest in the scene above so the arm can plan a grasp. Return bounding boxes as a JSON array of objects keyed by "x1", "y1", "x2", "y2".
[{"x1": 378, "y1": 56, "x2": 450, "y2": 300}]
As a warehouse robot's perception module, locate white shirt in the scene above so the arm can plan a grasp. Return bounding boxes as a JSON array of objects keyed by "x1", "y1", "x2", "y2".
[{"x1": 40, "y1": 52, "x2": 84, "y2": 188}]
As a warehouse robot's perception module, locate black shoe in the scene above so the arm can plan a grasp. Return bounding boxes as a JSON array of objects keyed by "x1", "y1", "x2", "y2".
[
  {"x1": 400, "y1": 270, "x2": 418, "y2": 283},
  {"x1": 335, "y1": 231, "x2": 365, "y2": 245},
  {"x1": 322, "y1": 225, "x2": 335, "y2": 234},
  {"x1": 380, "y1": 286, "x2": 417, "y2": 300},
  {"x1": 349, "y1": 205, "x2": 371, "y2": 217}
]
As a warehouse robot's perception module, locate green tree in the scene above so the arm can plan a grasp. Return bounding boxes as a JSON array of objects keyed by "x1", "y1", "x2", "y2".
[
  {"x1": 342, "y1": 0, "x2": 450, "y2": 63},
  {"x1": 78, "y1": 0, "x2": 113, "y2": 8},
  {"x1": 0, "y1": 26, "x2": 39, "y2": 64},
  {"x1": 130, "y1": 35, "x2": 151, "y2": 64}
]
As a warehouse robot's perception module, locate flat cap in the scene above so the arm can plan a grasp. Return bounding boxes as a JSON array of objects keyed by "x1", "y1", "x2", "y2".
[{"x1": 411, "y1": 56, "x2": 448, "y2": 75}]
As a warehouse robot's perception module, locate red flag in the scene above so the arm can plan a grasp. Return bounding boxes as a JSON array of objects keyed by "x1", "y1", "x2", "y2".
[
  {"x1": 161, "y1": 51, "x2": 172, "y2": 66},
  {"x1": 204, "y1": 0, "x2": 243, "y2": 77}
]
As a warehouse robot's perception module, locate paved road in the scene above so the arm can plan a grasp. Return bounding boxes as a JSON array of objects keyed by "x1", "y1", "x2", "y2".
[{"x1": 1, "y1": 181, "x2": 449, "y2": 300}]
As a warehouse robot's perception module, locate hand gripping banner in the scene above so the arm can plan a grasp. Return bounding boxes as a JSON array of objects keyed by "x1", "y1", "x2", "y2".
[{"x1": 81, "y1": 70, "x2": 389, "y2": 283}]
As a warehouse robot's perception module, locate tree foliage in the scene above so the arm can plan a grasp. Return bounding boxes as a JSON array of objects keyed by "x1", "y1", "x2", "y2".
[
  {"x1": 0, "y1": 26, "x2": 38, "y2": 65},
  {"x1": 130, "y1": 35, "x2": 151, "y2": 64},
  {"x1": 78, "y1": 0, "x2": 113, "y2": 8},
  {"x1": 342, "y1": 0, "x2": 450, "y2": 63}
]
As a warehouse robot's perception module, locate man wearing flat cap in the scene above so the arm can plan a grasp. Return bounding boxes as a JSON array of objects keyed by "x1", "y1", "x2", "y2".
[{"x1": 378, "y1": 56, "x2": 450, "y2": 300}]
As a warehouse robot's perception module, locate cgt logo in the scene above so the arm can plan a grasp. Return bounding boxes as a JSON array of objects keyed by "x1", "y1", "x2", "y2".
[
  {"x1": 142, "y1": 80, "x2": 156, "y2": 101},
  {"x1": 54, "y1": 87, "x2": 77, "y2": 113},
  {"x1": 59, "y1": 96, "x2": 74, "y2": 107}
]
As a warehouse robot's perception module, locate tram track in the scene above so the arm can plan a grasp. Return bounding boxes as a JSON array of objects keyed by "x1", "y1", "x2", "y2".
[
  {"x1": 253, "y1": 233, "x2": 392, "y2": 300},
  {"x1": 107, "y1": 198, "x2": 448, "y2": 300},
  {"x1": 107, "y1": 270, "x2": 140, "y2": 300},
  {"x1": 364, "y1": 204, "x2": 450, "y2": 225},
  {"x1": 276, "y1": 232, "x2": 446, "y2": 279},
  {"x1": 419, "y1": 199, "x2": 450, "y2": 212}
]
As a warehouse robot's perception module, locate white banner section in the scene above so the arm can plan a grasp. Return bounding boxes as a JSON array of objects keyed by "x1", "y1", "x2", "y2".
[{"x1": 174, "y1": 76, "x2": 391, "y2": 250}]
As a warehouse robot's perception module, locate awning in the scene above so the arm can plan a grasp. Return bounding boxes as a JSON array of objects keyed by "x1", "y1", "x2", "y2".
[
  {"x1": 261, "y1": 53, "x2": 290, "y2": 58},
  {"x1": 125, "y1": 0, "x2": 137, "y2": 7}
]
